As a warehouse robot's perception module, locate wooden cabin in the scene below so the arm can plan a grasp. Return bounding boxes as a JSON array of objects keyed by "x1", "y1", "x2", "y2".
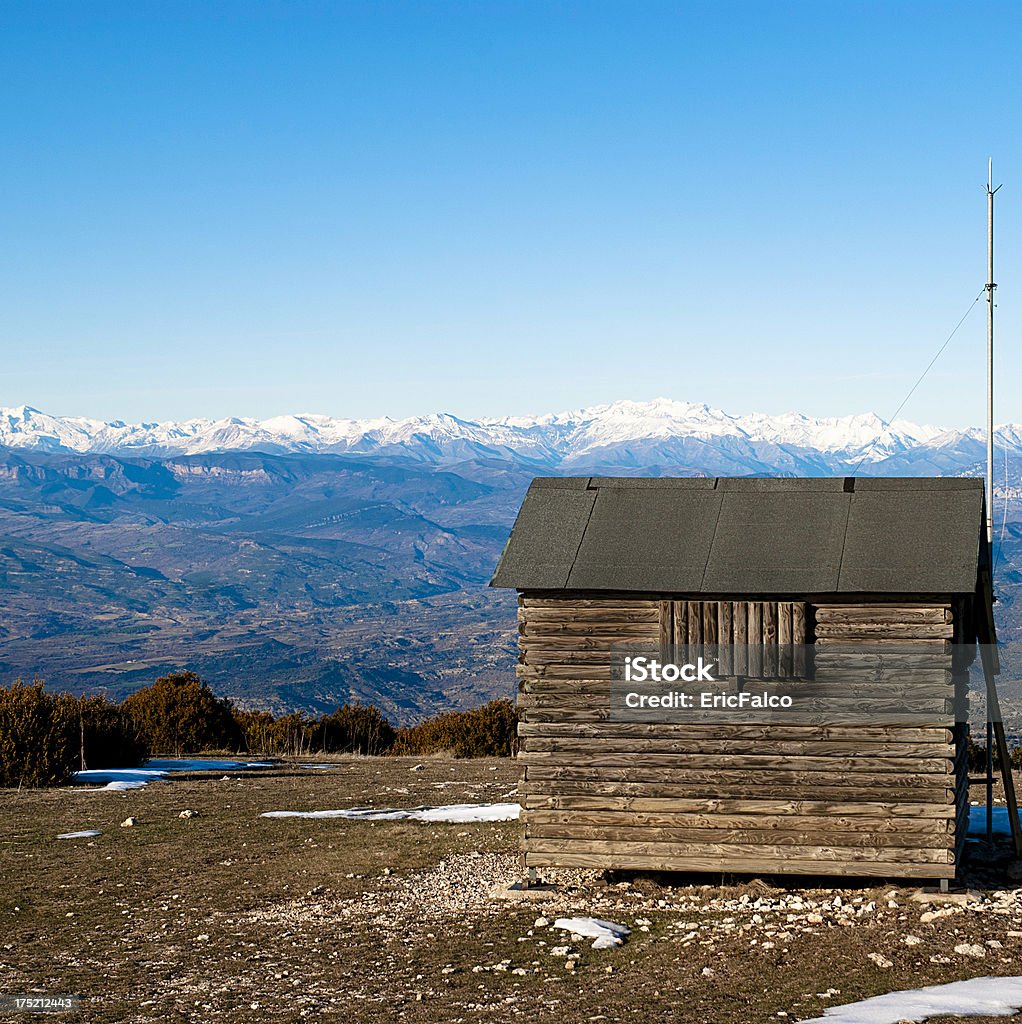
[{"x1": 491, "y1": 476, "x2": 999, "y2": 882}]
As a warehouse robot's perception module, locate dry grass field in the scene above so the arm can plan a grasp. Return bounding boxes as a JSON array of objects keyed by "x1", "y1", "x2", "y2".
[{"x1": 2, "y1": 757, "x2": 1022, "y2": 1024}]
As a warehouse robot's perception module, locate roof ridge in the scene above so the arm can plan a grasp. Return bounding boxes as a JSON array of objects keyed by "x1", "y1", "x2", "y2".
[
  {"x1": 563, "y1": 477, "x2": 597, "y2": 584},
  {"x1": 698, "y1": 478, "x2": 725, "y2": 590}
]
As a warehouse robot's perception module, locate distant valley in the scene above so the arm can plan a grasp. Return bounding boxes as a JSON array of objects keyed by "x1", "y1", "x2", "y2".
[{"x1": 2, "y1": 398, "x2": 1022, "y2": 723}]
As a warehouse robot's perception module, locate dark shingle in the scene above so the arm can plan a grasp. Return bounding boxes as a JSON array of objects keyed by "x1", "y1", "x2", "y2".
[
  {"x1": 566, "y1": 487, "x2": 722, "y2": 591},
  {"x1": 838, "y1": 488, "x2": 983, "y2": 592},
  {"x1": 489, "y1": 483, "x2": 596, "y2": 589},
  {"x1": 489, "y1": 476, "x2": 985, "y2": 594},
  {"x1": 701, "y1": 491, "x2": 849, "y2": 592}
]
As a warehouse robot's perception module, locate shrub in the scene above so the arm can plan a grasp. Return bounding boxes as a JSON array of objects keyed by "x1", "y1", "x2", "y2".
[
  {"x1": 390, "y1": 699, "x2": 518, "y2": 758},
  {"x1": 233, "y1": 708, "x2": 322, "y2": 755},
  {"x1": 0, "y1": 679, "x2": 79, "y2": 787},
  {"x1": 78, "y1": 694, "x2": 149, "y2": 769},
  {"x1": 267, "y1": 711, "x2": 319, "y2": 756},
  {"x1": 121, "y1": 670, "x2": 242, "y2": 756},
  {"x1": 233, "y1": 708, "x2": 277, "y2": 754},
  {"x1": 318, "y1": 703, "x2": 395, "y2": 755}
]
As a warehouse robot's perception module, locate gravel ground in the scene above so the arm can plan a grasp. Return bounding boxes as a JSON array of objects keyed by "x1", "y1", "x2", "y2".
[{"x1": 3, "y1": 756, "x2": 1022, "y2": 1024}]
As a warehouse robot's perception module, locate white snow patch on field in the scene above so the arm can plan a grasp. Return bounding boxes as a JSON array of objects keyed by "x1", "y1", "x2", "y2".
[
  {"x1": 553, "y1": 917, "x2": 630, "y2": 949},
  {"x1": 261, "y1": 802, "x2": 522, "y2": 823},
  {"x1": 73, "y1": 759, "x2": 274, "y2": 789},
  {"x1": 57, "y1": 830, "x2": 101, "y2": 839},
  {"x1": 798, "y1": 976, "x2": 1022, "y2": 1023},
  {"x1": 968, "y1": 806, "x2": 1019, "y2": 835},
  {"x1": 145, "y1": 759, "x2": 274, "y2": 772}
]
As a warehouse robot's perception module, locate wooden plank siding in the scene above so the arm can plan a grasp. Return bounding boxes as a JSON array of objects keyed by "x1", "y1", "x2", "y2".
[{"x1": 516, "y1": 594, "x2": 966, "y2": 880}]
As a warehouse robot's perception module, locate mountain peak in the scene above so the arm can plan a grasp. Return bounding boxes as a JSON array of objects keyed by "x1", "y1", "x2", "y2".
[{"x1": 0, "y1": 400, "x2": 995, "y2": 472}]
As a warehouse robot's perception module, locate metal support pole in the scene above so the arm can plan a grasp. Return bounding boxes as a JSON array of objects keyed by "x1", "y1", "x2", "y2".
[
  {"x1": 985, "y1": 161, "x2": 1001, "y2": 843},
  {"x1": 987, "y1": 719, "x2": 994, "y2": 842},
  {"x1": 987, "y1": 159, "x2": 999, "y2": 548}
]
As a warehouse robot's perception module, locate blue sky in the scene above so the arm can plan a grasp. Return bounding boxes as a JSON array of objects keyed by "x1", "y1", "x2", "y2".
[{"x1": 2, "y1": 1, "x2": 1021, "y2": 428}]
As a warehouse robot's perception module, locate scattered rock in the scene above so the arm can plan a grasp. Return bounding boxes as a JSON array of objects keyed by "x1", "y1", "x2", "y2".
[
  {"x1": 178, "y1": 809, "x2": 199, "y2": 819},
  {"x1": 953, "y1": 943, "x2": 986, "y2": 959},
  {"x1": 910, "y1": 890, "x2": 980, "y2": 906},
  {"x1": 903, "y1": 934, "x2": 922, "y2": 946},
  {"x1": 120, "y1": 817, "x2": 138, "y2": 828},
  {"x1": 410, "y1": 765, "x2": 425, "y2": 772},
  {"x1": 489, "y1": 882, "x2": 550, "y2": 903},
  {"x1": 866, "y1": 953, "x2": 893, "y2": 969}
]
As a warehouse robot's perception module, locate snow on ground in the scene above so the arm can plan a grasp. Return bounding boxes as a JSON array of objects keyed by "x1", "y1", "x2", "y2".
[
  {"x1": 56, "y1": 830, "x2": 101, "y2": 839},
  {"x1": 73, "y1": 759, "x2": 274, "y2": 789},
  {"x1": 296, "y1": 764, "x2": 336, "y2": 770},
  {"x1": 798, "y1": 976, "x2": 1022, "y2": 1024},
  {"x1": 145, "y1": 759, "x2": 274, "y2": 772},
  {"x1": 74, "y1": 768, "x2": 171, "y2": 788},
  {"x1": 552, "y1": 917, "x2": 630, "y2": 949},
  {"x1": 967, "y1": 806, "x2": 1018, "y2": 835},
  {"x1": 261, "y1": 802, "x2": 522, "y2": 823}
]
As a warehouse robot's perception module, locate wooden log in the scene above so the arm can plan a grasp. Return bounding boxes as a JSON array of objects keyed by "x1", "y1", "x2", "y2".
[
  {"x1": 520, "y1": 612, "x2": 659, "y2": 627},
  {"x1": 658, "y1": 600, "x2": 673, "y2": 659},
  {"x1": 733, "y1": 601, "x2": 747, "y2": 676},
  {"x1": 516, "y1": 721, "x2": 954, "y2": 742},
  {"x1": 793, "y1": 601, "x2": 808, "y2": 677},
  {"x1": 523, "y1": 852, "x2": 954, "y2": 879},
  {"x1": 814, "y1": 623, "x2": 954, "y2": 640},
  {"x1": 520, "y1": 780, "x2": 954, "y2": 801},
  {"x1": 523, "y1": 837, "x2": 952, "y2": 865},
  {"x1": 748, "y1": 602, "x2": 763, "y2": 677},
  {"x1": 673, "y1": 600, "x2": 688, "y2": 654},
  {"x1": 778, "y1": 602, "x2": 793, "y2": 678},
  {"x1": 525, "y1": 809, "x2": 953, "y2": 834},
  {"x1": 814, "y1": 606, "x2": 952, "y2": 623},
  {"x1": 520, "y1": 638, "x2": 643, "y2": 653},
  {"x1": 815, "y1": 638, "x2": 952, "y2": 651},
  {"x1": 719, "y1": 602, "x2": 734, "y2": 676},
  {"x1": 521, "y1": 598, "x2": 659, "y2": 609},
  {"x1": 522, "y1": 795, "x2": 957, "y2": 817},
  {"x1": 521, "y1": 755, "x2": 954, "y2": 777},
  {"x1": 525, "y1": 823, "x2": 954, "y2": 850},
  {"x1": 520, "y1": 621, "x2": 661, "y2": 637},
  {"x1": 687, "y1": 600, "x2": 702, "y2": 654},
  {"x1": 703, "y1": 601, "x2": 718, "y2": 650},
  {"x1": 763, "y1": 601, "x2": 778, "y2": 679},
  {"x1": 522, "y1": 735, "x2": 955, "y2": 758}
]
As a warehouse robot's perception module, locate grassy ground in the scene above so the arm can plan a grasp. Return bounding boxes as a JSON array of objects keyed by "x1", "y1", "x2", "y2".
[{"x1": 2, "y1": 757, "x2": 1022, "y2": 1024}]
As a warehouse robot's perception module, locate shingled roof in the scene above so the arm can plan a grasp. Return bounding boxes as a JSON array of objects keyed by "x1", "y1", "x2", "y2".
[{"x1": 490, "y1": 476, "x2": 987, "y2": 595}]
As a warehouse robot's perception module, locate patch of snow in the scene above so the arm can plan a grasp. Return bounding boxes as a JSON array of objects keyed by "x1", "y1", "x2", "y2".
[
  {"x1": 552, "y1": 917, "x2": 631, "y2": 949},
  {"x1": 57, "y1": 830, "x2": 101, "y2": 839},
  {"x1": 967, "y1": 805, "x2": 1019, "y2": 835},
  {"x1": 74, "y1": 768, "x2": 170, "y2": 788},
  {"x1": 296, "y1": 764, "x2": 336, "y2": 770},
  {"x1": 73, "y1": 758, "x2": 274, "y2": 789},
  {"x1": 797, "y1": 976, "x2": 1022, "y2": 1024},
  {"x1": 260, "y1": 802, "x2": 521, "y2": 823},
  {"x1": 144, "y1": 759, "x2": 273, "y2": 771}
]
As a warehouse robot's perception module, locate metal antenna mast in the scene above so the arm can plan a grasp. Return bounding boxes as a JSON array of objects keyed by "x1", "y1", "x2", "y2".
[{"x1": 986, "y1": 159, "x2": 1001, "y2": 546}]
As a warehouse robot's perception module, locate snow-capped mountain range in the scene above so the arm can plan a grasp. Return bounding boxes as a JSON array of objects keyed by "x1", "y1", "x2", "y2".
[{"x1": 0, "y1": 398, "x2": 1016, "y2": 477}]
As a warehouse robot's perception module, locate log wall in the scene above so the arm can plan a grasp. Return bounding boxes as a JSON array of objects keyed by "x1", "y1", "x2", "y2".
[{"x1": 517, "y1": 594, "x2": 967, "y2": 880}]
